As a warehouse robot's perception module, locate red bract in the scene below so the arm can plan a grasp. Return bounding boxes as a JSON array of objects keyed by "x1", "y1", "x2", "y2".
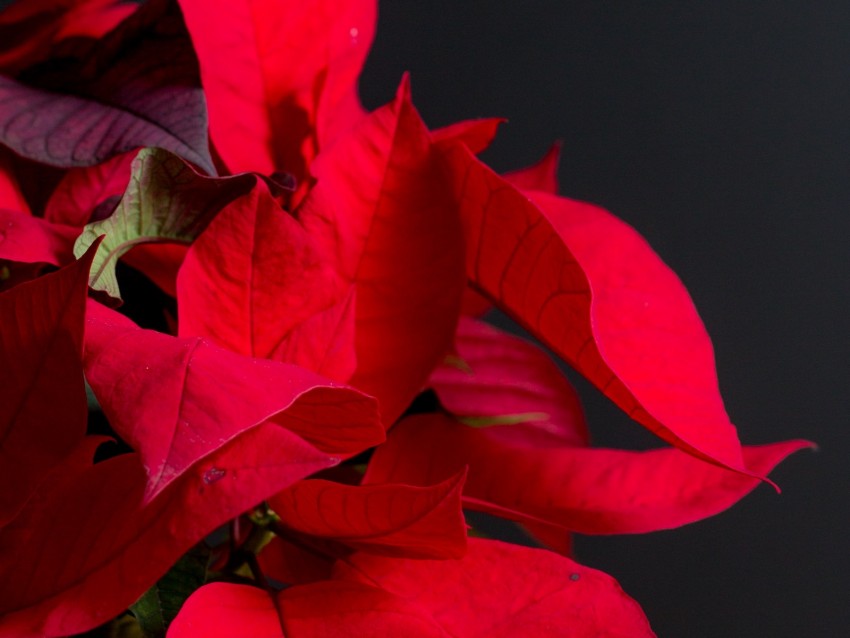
[
  {"x1": 299, "y1": 78, "x2": 466, "y2": 424},
  {"x1": 178, "y1": 0, "x2": 375, "y2": 179},
  {"x1": 0, "y1": 209, "x2": 77, "y2": 266},
  {"x1": 177, "y1": 180, "x2": 356, "y2": 379},
  {"x1": 84, "y1": 300, "x2": 384, "y2": 503},
  {"x1": 0, "y1": 243, "x2": 94, "y2": 526},
  {"x1": 267, "y1": 471, "x2": 468, "y2": 559},
  {"x1": 0, "y1": 262, "x2": 384, "y2": 637},
  {"x1": 42, "y1": 151, "x2": 135, "y2": 227},
  {"x1": 367, "y1": 412, "x2": 809, "y2": 536},
  {"x1": 415, "y1": 319, "x2": 809, "y2": 536},
  {"x1": 0, "y1": 0, "x2": 810, "y2": 635},
  {"x1": 169, "y1": 539, "x2": 655, "y2": 637},
  {"x1": 0, "y1": 0, "x2": 136, "y2": 75},
  {"x1": 438, "y1": 141, "x2": 773, "y2": 478}
]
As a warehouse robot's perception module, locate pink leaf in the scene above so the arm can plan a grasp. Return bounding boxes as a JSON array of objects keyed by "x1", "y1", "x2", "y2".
[
  {"x1": 0, "y1": 0, "x2": 136, "y2": 75},
  {"x1": 333, "y1": 539, "x2": 655, "y2": 637},
  {"x1": 0, "y1": 149, "x2": 29, "y2": 214}
]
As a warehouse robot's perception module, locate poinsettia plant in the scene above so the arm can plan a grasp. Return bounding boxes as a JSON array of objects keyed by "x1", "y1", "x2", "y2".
[{"x1": 0, "y1": 0, "x2": 811, "y2": 636}]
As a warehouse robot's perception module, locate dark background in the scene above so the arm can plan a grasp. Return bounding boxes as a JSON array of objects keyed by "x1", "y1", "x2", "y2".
[{"x1": 360, "y1": 2, "x2": 848, "y2": 636}]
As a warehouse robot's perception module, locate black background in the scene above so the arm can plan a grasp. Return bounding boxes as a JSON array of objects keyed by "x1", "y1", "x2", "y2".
[{"x1": 359, "y1": 2, "x2": 848, "y2": 636}]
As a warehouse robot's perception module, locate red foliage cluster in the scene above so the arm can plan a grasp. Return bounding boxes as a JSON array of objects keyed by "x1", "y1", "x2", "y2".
[{"x1": 0, "y1": 1, "x2": 810, "y2": 636}]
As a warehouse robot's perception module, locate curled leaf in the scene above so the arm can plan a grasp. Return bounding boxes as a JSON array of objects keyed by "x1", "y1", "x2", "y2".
[{"x1": 73, "y1": 148, "x2": 256, "y2": 301}]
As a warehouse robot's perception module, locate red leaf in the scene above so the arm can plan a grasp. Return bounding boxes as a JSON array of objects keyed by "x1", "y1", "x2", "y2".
[
  {"x1": 440, "y1": 142, "x2": 759, "y2": 476},
  {"x1": 84, "y1": 301, "x2": 384, "y2": 503},
  {"x1": 366, "y1": 414, "x2": 811, "y2": 534},
  {"x1": 258, "y1": 536, "x2": 334, "y2": 586},
  {"x1": 178, "y1": 0, "x2": 376, "y2": 178},
  {"x1": 0, "y1": 242, "x2": 95, "y2": 526},
  {"x1": 43, "y1": 151, "x2": 134, "y2": 227},
  {"x1": 177, "y1": 180, "x2": 355, "y2": 380},
  {"x1": 0, "y1": 208, "x2": 78, "y2": 266},
  {"x1": 0, "y1": 0, "x2": 136, "y2": 75},
  {"x1": 431, "y1": 317, "x2": 589, "y2": 447},
  {"x1": 0, "y1": 0, "x2": 214, "y2": 174},
  {"x1": 431, "y1": 118, "x2": 504, "y2": 155},
  {"x1": 0, "y1": 149, "x2": 29, "y2": 214},
  {"x1": 266, "y1": 286, "x2": 357, "y2": 382},
  {"x1": 0, "y1": 421, "x2": 342, "y2": 637},
  {"x1": 300, "y1": 79, "x2": 467, "y2": 425},
  {"x1": 503, "y1": 142, "x2": 562, "y2": 193},
  {"x1": 333, "y1": 539, "x2": 654, "y2": 636},
  {"x1": 170, "y1": 540, "x2": 654, "y2": 637},
  {"x1": 122, "y1": 243, "x2": 188, "y2": 299},
  {"x1": 268, "y1": 470, "x2": 467, "y2": 559},
  {"x1": 167, "y1": 581, "x2": 444, "y2": 638},
  {"x1": 166, "y1": 584, "x2": 285, "y2": 638}
]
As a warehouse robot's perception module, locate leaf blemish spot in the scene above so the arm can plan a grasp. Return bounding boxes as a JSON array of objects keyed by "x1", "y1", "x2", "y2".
[{"x1": 202, "y1": 467, "x2": 227, "y2": 485}]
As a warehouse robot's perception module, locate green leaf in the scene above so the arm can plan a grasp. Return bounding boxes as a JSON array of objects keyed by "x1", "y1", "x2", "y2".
[
  {"x1": 130, "y1": 545, "x2": 211, "y2": 638},
  {"x1": 457, "y1": 412, "x2": 549, "y2": 428},
  {"x1": 443, "y1": 353, "x2": 472, "y2": 374},
  {"x1": 73, "y1": 148, "x2": 257, "y2": 301}
]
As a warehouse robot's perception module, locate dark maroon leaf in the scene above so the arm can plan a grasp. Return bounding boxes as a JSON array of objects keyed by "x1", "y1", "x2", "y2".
[{"x1": 0, "y1": 0, "x2": 214, "y2": 174}]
